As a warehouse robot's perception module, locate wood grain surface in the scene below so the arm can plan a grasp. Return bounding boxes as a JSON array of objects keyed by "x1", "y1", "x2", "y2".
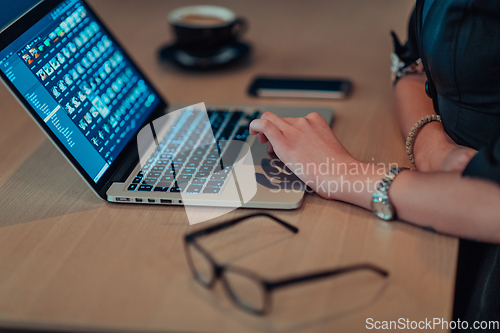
[{"x1": 0, "y1": 0, "x2": 458, "y2": 332}]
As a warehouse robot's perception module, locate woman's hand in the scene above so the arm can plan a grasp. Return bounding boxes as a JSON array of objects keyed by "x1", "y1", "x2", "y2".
[
  {"x1": 249, "y1": 112, "x2": 382, "y2": 207},
  {"x1": 250, "y1": 112, "x2": 351, "y2": 199}
]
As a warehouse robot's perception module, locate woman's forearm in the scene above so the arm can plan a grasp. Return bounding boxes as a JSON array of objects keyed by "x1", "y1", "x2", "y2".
[
  {"x1": 248, "y1": 111, "x2": 499, "y2": 242},
  {"x1": 334, "y1": 166, "x2": 500, "y2": 243},
  {"x1": 394, "y1": 74, "x2": 434, "y2": 137},
  {"x1": 389, "y1": 171, "x2": 500, "y2": 242}
]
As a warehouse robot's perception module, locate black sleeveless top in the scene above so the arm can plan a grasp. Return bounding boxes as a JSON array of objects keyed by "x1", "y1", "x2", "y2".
[
  {"x1": 421, "y1": 0, "x2": 500, "y2": 149},
  {"x1": 393, "y1": 0, "x2": 500, "y2": 326}
]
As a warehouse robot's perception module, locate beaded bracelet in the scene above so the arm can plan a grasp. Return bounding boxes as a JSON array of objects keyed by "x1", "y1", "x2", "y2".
[{"x1": 406, "y1": 115, "x2": 442, "y2": 168}]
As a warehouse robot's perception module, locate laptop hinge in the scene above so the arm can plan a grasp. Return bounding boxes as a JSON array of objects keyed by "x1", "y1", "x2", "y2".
[
  {"x1": 97, "y1": 106, "x2": 167, "y2": 199},
  {"x1": 98, "y1": 147, "x2": 139, "y2": 199}
]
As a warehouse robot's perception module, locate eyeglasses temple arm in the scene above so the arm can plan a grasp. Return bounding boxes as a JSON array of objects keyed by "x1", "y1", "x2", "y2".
[
  {"x1": 185, "y1": 213, "x2": 298, "y2": 240},
  {"x1": 265, "y1": 264, "x2": 389, "y2": 290}
]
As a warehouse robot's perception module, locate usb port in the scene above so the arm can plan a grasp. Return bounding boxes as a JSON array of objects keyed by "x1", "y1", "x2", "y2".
[
  {"x1": 161, "y1": 199, "x2": 172, "y2": 204},
  {"x1": 135, "y1": 198, "x2": 143, "y2": 203},
  {"x1": 148, "y1": 199, "x2": 156, "y2": 203}
]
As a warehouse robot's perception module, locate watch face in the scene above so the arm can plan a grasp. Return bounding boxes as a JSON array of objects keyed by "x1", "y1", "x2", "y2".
[
  {"x1": 372, "y1": 201, "x2": 392, "y2": 220},
  {"x1": 371, "y1": 193, "x2": 394, "y2": 220}
]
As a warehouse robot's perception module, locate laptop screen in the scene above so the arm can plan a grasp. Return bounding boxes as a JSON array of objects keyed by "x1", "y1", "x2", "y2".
[{"x1": 0, "y1": 0, "x2": 161, "y2": 183}]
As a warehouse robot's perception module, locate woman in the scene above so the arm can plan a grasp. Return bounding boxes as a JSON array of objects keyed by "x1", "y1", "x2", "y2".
[{"x1": 250, "y1": 0, "x2": 500, "y2": 326}]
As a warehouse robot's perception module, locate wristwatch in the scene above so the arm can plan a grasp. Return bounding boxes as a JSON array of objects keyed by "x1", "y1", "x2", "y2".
[{"x1": 371, "y1": 167, "x2": 409, "y2": 221}]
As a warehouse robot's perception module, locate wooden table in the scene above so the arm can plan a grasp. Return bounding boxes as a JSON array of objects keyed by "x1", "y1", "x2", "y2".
[{"x1": 0, "y1": 0, "x2": 458, "y2": 332}]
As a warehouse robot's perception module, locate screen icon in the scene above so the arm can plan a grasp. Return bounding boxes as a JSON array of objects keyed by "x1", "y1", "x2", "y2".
[
  {"x1": 69, "y1": 69, "x2": 79, "y2": 80},
  {"x1": 78, "y1": 119, "x2": 88, "y2": 130},
  {"x1": 62, "y1": 48, "x2": 71, "y2": 59},
  {"x1": 63, "y1": 74, "x2": 73, "y2": 86},
  {"x1": 84, "y1": 112, "x2": 93, "y2": 124},
  {"x1": 49, "y1": 57, "x2": 60, "y2": 70},
  {"x1": 36, "y1": 69, "x2": 48, "y2": 81},
  {"x1": 43, "y1": 63, "x2": 54, "y2": 76},
  {"x1": 60, "y1": 21, "x2": 70, "y2": 33},
  {"x1": 51, "y1": 86, "x2": 60, "y2": 98},
  {"x1": 21, "y1": 53, "x2": 33, "y2": 65},
  {"x1": 74, "y1": 37, "x2": 83, "y2": 48},
  {"x1": 56, "y1": 52, "x2": 65, "y2": 65},
  {"x1": 75, "y1": 63, "x2": 85, "y2": 74},
  {"x1": 49, "y1": 31, "x2": 58, "y2": 42},
  {"x1": 78, "y1": 91, "x2": 87, "y2": 102},
  {"x1": 67, "y1": 42, "x2": 77, "y2": 53},
  {"x1": 57, "y1": 80, "x2": 66, "y2": 92},
  {"x1": 72, "y1": 96, "x2": 81, "y2": 108},
  {"x1": 29, "y1": 47, "x2": 40, "y2": 59},
  {"x1": 55, "y1": 27, "x2": 65, "y2": 38},
  {"x1": 65, "y1": 102, "x2": 75, "y2": 114}
]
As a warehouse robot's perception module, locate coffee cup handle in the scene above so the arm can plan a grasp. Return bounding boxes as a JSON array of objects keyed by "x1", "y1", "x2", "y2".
[{"x1": 232, "y1": 17, "x2": 248, "y2": 39}]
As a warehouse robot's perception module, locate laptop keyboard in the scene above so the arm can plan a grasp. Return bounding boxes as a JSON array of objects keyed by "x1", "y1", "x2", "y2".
[{"x1": 127, "y1": 109, "x2": 260, "y2": 194}]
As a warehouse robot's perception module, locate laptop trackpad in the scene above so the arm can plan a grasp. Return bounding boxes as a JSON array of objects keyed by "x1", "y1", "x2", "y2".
[{"x1": 250, "y1": 139, "x2": 270, "y2": 165}]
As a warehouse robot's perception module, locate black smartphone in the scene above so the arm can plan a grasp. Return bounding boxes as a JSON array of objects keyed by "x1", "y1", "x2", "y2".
[{"x1": 248, "y1": 76, "x2": 352, "y2": 99}]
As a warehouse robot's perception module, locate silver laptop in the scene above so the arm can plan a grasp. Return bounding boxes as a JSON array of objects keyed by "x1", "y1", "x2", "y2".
[{"x1": 0, "y1": 0, "x2": 333, "y2": 210}]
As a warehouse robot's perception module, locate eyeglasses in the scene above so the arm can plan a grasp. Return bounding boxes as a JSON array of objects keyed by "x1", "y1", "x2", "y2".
[{"x1": 184, "y1": 213, "x2": 389, "y2": 315}]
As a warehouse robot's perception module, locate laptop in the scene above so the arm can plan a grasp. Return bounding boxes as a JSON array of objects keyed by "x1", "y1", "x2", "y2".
[{"x1": 0, "y1": 0, "x2": 333, "y2": 210}]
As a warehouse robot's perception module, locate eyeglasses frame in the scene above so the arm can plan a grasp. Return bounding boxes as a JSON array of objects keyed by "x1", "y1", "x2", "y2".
[{"x1": 184, "y1": 213, "x2": 389, "y2": 315}]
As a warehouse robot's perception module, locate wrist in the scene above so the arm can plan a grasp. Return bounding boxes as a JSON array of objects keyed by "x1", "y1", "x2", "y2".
[
  {"x1": 328, "y1": 162, "x2": 386, "y2": 210},
  {"x1": 372, "y1": 167, "x2": 411, "y2": 221}
]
